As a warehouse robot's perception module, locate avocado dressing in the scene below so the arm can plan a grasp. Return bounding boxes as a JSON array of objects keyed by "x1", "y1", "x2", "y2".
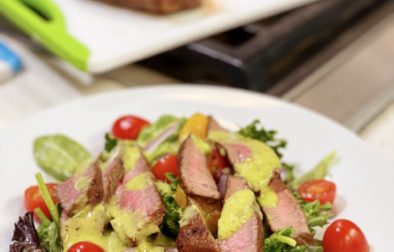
[
  {"x1": 218, "y1": 189, "x2": 257, "y2": 240},
  {"x1": 209, "y1": 131, "x2": 281, "y2": 208}
]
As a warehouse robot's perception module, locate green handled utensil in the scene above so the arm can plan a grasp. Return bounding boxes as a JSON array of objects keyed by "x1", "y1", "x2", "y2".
[{"x1": 0, "y1": 0, "x2": 90, "y2": 70}]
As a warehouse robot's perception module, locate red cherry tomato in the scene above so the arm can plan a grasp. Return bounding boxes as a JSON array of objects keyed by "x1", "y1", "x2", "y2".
[
  {"x1": 68, "y1": 242, "x2": 105, "y2": 252},
  {"x1": 323, "y1": 219, "x2": 369, "y2": 252},
  {"x1": 24, "y1": 183, "x2": 58, "y2": 221},
  {"x1": 208, "y1": 147, "x2": 230, "y2": 180},
  {"x1": 152, "y1": 154, "x2": 179, "y2": 182},
  {"x1": 111, "y1": 115, "x2": 150, "y2": 140},
  {"x1": 298, "y1": 179, "x2": 336, "y2": 204}
]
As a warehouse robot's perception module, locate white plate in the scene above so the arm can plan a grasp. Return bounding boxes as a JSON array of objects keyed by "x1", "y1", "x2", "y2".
[
  {"x1": 0, "y1": 85, "x2": 392, "y2": 251},
  {"x1": 56, "y1": 0, "x2": 316, "y2": 72}
]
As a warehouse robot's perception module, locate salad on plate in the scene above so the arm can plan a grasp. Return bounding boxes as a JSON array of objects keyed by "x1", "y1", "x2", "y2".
[{"x1": 9, "y1": 113, "x2": 369, "y2": 252}]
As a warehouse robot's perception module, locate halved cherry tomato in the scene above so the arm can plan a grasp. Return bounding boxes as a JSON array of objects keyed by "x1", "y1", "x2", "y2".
[
  {"x1": 208, "y1": 147, "x2": 230, "y2": 180},
  {"x1": 298, "y1": 179, "x2": 336, "y2": 204},
  {"x1": 24, "y1": 183, "x2": 58, "y2": 221},
  {"x1": 152, "y1": 154, "x2": 179, "y2": 182},
  {"x1": 68, "y1": 242, "x2": 105, "y2": 252},
  {"x1": 111, "y1": 115, "x2": 150, "y2": 140},
  {"x1": 323, "y1": 219, "x2": 369, "y2": 252}
]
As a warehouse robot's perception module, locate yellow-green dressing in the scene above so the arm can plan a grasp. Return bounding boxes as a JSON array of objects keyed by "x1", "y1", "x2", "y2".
[
  {"x1": 62, "y1": 204, "x2": 126, "y2": 252},
  {"x1": 109, "y1": 202, "x2": 159, "y2": 245},
  {"x1": 258, "y1": 185, "x2": 278, "y2": 208},
  {"x1": 121, "y1": 143, "x2": 141, "y2": 171},
  {"x1": 191, "y1": 135, "x2": 212, "y2": 154},
  {"x1": 125, "y1": 172, "x2": 153, "y2": 191},
  {"x1": 218, "y1": 189, "x2": 256, "y2": 240},
  {"x1": 209, "y1": 131, "x2": 281, "y2": 208}
]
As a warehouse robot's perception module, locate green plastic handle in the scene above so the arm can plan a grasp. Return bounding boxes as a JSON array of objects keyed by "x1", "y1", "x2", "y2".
[{"x1": 0, "y1": 0, "x2": 90, "y2": 71}]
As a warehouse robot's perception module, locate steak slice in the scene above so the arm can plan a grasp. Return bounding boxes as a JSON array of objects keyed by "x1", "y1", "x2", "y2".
[
  {"x1": 208, "y1": 117, "x2": 228, "y2": 132},
  {"x1": 57, "y1": 161, "x2": 104, "y2": 216},
  {"x1": 221, "y1": 142, "x2": 252, "y2": 166},
  {"x1": 218, "y1": 176, "x2": 263, "y2": 252},
  {"x1": 101, "y1": 149, "x2": 124, "y2": 202},
  {"x1": 262, "y1": 174, "x2": 313, "y2": 244},
  {"x1": 176, "y1": 202, "x2": 220, "y2": 252},
  {"x1": 101, "y1": 0, "x2": 202, "y2": 14},
  {"x1": 223, "y1": 175, "x2": 248, "y2": 199},
  {"x1": 110, "y1": 147, "x2": 165, "y2": 244},
  {"x1": 179, "y1": 136, "x2": 220, "y2": 199},
  {"x1": 219, "y1": 214, "x2": 263, "y2": 252}
]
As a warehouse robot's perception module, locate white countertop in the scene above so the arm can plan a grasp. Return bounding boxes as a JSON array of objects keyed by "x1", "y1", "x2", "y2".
[{"x1": 0, "y1": 14, "x2": 393, "y2": 166}]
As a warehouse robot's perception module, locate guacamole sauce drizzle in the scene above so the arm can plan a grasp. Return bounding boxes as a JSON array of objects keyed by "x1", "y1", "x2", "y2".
[
  {"x1": 218, "y1": 189, "x2": 256, "y2": 240},
  {"x1": 209, "y1": 131, "x2": 281, "y2": 191},
  {"x1": 62, "y1": 204, "x2": 126, "y2": 252}
]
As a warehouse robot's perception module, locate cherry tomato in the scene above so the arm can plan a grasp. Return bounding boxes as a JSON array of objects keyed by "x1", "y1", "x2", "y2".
[
  {"x1": 323, "y1": 219, "x2": 369, "y2": 252},
  {"x1": 298, "y1": 179, "x2": 336, "y2": 204},
  {"x1": 68, "y1": 242, "x2": 105, "y2": 252},
  {"x1": 24, "y1": 183, "x2": 58, "y2": 221},
  {"x1": 111, "y1": 115, "x2": 150, "y2": 140},
  {"x1": 152, "y1": 154, "x2": 179, "y2": 182},
  {"x1": 208, "y1": 147, "x2": 230, "y2": 180}
]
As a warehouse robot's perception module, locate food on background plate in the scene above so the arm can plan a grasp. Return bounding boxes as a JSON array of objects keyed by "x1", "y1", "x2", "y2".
[
  {"x1": 9, "y1": 113, "x2": 369, "y2": 252},
  {"x1": 100, "y1": 0, "x2": 202, "y2": 14}
]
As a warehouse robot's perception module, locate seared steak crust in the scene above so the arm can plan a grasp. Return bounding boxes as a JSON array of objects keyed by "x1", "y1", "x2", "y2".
[
  {"x1": 176, "y1": 213, "x2": 220, "y2": 252},
  {"x1": 179, "y1": 136, "x2": 220, "y2": 199},
  {"x1": 101, "y1": 0, "x2": 202, "y2": 14}
]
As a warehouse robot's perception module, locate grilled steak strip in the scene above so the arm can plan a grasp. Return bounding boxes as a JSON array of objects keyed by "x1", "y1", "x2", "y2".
[
  {"x1": 219, "y1": 176, "x2": 264, "y2": 252},
  {"x1": 57, "y1": 161, "x2": 104, "y2": 216},
  {"x1": 179, "y1": 136, "x2": 220, "y2": 199},
  {"x1": 101, "y1": 0, "x2": 202, "y2": 14},
  {"x1": 262, "y1": 174, "x2": 313, "y2": 244},
  {"x1": 176, "y1": 202, "x2": 220, "y2": 252}
]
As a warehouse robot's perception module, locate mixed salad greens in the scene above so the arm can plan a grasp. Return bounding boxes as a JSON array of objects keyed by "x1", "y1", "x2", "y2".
[{"x1": 10, "y1": 113, "x2": 369, "y2": 252}]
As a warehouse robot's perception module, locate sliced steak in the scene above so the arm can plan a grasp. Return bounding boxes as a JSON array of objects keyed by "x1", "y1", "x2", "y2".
[
  {"x1": 176, "y1": 203, "x2": 220, "y2": 252},
  {"x1": 101, "y1": 149, "x2": 124, "y2": 202},
  {"x1": 101, "y1": 0, "x2": 202, "y2": 14},
  {"x1": 262, "y1": 174, "x2": 313, "y2": 244},
  {"x1": 110, "y1": 149, "x2": 165, "y2": 244},
  {"x1": 125, "y1": 247, "x2": 178, "y2": 252},
  {"x1": 219, "y1": 214, "x2": 263, "y2": 252},
  {"x1": 179, "y1": 136, "x2": 220, "y2": 199},
  {"x1": 191, "y1": 196, "x2": 222, "y2": 236},
  {"x1": 57, "y1": 161, "x2": 104, "y2": 216},
  {"x1": 218, "y1": 176, "x2": 263, "y2": 252},
  {"x1": 224, "y1": 175, "x2": 248, "y2": 199},
  {"x1": 221, "y1": 142, "x2": 252, "y2": 165},
  {"x1": 208, "y1": 117, "x2": 228, "y2": 132}
]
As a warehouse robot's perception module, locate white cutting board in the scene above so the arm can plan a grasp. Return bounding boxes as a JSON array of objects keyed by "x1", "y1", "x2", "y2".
[{"x1": 55, "y1": 0, "x2": 317, "y2": 73}]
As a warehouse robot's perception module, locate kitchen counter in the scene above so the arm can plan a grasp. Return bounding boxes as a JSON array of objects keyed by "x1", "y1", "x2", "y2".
[{"x1": 0, "y1": 13, "x2": 393, "y2": 166}]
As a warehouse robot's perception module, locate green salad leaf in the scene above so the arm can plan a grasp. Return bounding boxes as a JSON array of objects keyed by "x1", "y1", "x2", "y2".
[
  {"x1": 105, "y1": 133, "x2": 118, "y2": 152},
  {"x1": 34, "y1": 134, "x2": 91, "y2": 181},
  {"x1": 291, "y1": 152, "x2": 337, "y2": 188},
  {"x1": 238, "y1": 120, "x2": 287, "y2": 158},
  {"x1": 295, "y1": 193, "x2": 333, "y2": 229},
  {"x1": 264, "y1": 228, "x2": 323, "y2": 252},
  {"x1": 35, "y1": 173, "x2": 62, "y2": 252},
  {"x1": 264, "y1": 227, "x2": 323, "y2": 252},
  {"x1": 158, "y1": 175, "x2": 183, "y2": 239}
]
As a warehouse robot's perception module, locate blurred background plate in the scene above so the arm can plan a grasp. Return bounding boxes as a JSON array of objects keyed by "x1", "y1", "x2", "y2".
[
  {"x1": 0, "y1": 0, "x2": 317, "y2": 72},
  {"x1": 0, "y1": 85, "x2": 392, "y2": 251}
]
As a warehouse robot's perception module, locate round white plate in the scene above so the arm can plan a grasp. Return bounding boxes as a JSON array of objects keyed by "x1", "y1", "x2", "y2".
[{"x1": 0, "y1": 85, "x2": 392, "y2": 251}]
